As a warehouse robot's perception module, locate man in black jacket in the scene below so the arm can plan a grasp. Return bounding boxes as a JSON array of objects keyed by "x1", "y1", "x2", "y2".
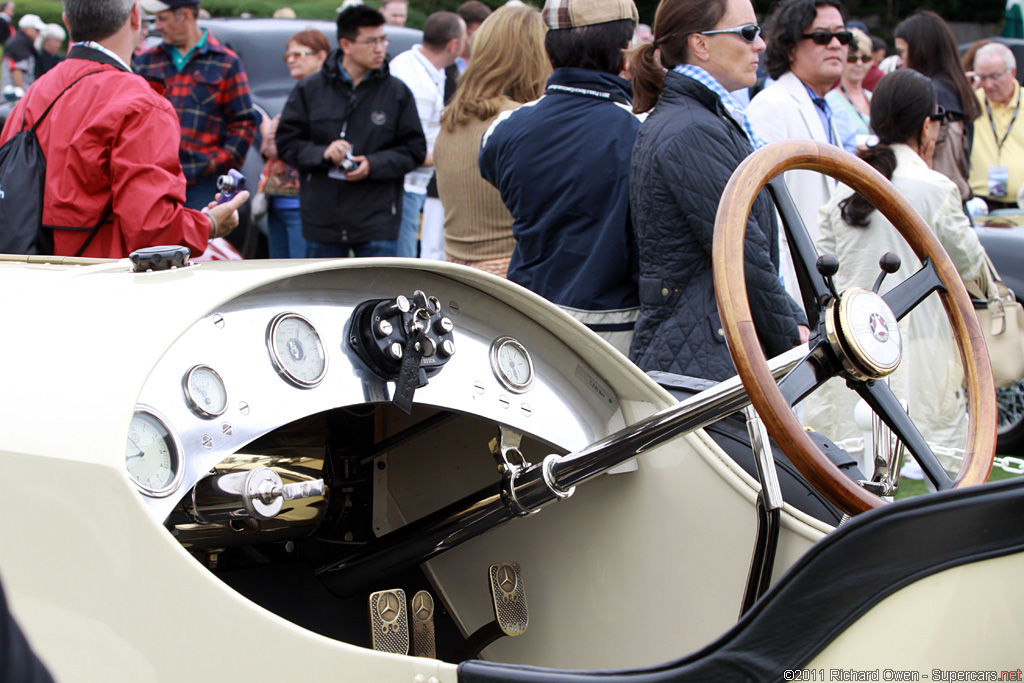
[{"x1": 276, "y1": 4, "x2": 426, "y2": 258}]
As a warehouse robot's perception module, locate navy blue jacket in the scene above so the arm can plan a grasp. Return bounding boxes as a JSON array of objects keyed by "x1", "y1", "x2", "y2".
[
  {"x1": 629, "y1": 71, "x2": 805, "y2": 380},
  {"x1": 479, "y1": 68, "x2": 640, "y2": 313}
]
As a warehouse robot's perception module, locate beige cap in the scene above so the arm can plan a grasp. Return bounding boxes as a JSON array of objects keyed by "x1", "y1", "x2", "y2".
[{"x1": 542, "y1": 0, "x2": 638, "y2": 30}]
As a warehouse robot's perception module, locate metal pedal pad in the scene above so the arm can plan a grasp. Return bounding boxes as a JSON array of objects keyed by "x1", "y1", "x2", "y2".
[
  {"x1": 489, "y1": 562, "x2": 528, "y2": 636},
  {"x1": 369, "y1": 588, "x2": 409, "y2": 654},
  {"x1": 410, "y1": 590, "x2": 436, "y2": 658}
]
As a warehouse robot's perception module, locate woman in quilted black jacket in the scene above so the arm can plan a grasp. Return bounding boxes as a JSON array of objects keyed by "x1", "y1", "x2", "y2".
[{"x1": 627, "y1": 0, "x2": 807, "y2": 381}]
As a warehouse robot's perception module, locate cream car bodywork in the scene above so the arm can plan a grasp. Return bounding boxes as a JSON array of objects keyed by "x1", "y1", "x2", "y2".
[{"x1": 0, "y1": 257, "x2": 1018, "y2": 681}]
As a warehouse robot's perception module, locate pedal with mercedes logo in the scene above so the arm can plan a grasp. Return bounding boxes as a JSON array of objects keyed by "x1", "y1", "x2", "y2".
[{"x1": 348, "y1": 290, "x2": 457, "y2": 414}]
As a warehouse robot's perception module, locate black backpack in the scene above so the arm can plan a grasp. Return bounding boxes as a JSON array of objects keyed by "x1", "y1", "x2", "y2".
[{"x1": 0, "y1": 70, "x2": 108, "y2": 256}]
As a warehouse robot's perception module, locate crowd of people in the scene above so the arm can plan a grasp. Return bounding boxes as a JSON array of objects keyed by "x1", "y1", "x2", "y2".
[{"x1": 0, "y1": 0, "x2": 1017, "y2": 469}]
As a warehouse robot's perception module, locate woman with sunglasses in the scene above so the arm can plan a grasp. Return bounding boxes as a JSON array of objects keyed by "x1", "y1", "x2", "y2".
[
  {"x1": 628, "y1": 0, "x2": 807, "y2": 380},
  {"x1": 260, "y1": 30, "x2": 331, "y2": 258},
  {"x1": 894, "y1": 10, "x2": 981, "y2": 203},
  {"x1": 825, "y1": 28, "x2": 874, "y2": 152},
  {"x1": 806, "y1": 69, "x2": 985, "y2": 473}
]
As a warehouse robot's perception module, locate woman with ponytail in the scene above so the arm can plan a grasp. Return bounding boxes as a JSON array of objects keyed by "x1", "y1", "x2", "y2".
[
  {"x1": 806, "y1": 68, "x2": 986, "y2": 473},
  {"x1": 628, "y1": 0, "x2": 807, "y2": 381}
]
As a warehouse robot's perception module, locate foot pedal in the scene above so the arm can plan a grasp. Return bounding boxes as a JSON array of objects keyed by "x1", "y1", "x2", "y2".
[
  {"x1": 410, "y1": 590, "x2": 436, "y2": 658},
  {"x1": 489, "y1": 562, "x2": 528, "y2": 636},
  {"x1": 369, "y1": 588, "x2": 409, "y2": 654}
]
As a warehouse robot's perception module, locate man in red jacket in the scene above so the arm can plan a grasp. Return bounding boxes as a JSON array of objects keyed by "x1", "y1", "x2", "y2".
[{"x1": 0, "y1": 0, "x2": 247, "y2": 259}]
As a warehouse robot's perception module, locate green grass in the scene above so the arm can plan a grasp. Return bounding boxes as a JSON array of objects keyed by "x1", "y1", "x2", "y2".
[{"x1": 894, "y1": 461, "x2": 1022, "y2": 500}]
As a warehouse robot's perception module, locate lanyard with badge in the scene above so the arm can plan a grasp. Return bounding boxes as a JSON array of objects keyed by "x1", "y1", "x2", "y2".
[{"x1": 985, "y1": 86, "x2": 1021, "y2": 198}]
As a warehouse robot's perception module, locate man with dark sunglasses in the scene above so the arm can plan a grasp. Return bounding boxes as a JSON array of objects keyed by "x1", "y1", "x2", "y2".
[{"x1": 746, "y1": 0, "x2": 848, "y2": 300}]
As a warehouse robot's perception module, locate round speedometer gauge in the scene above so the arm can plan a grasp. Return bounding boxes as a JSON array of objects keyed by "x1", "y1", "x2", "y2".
[
  {"x1": 125, "y1": 409, "x2": 183, "y2": 497},
  {"x1": 267, "y1": 313, "x2": 328, "y2": 388}
]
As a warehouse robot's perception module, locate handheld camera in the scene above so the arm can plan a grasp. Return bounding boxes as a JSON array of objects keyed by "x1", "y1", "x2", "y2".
[{"x1": 216, "y1": 169, "x2": 247, "y2": 204}]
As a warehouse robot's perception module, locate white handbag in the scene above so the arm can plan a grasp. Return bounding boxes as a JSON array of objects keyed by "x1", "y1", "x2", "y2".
[{"x1": 966, "y1": 254, "x2": 1024, "y2": 388}]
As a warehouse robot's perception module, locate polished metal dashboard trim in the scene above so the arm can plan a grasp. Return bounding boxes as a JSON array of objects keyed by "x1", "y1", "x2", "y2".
[{"x1": 266, "y1": 312, "x2": 328, "y2": 388}]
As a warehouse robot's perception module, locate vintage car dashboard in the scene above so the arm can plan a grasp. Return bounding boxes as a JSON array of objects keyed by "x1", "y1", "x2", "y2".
[{"x1": 126, "y1": 264, "x2": 630, "y2": 526}]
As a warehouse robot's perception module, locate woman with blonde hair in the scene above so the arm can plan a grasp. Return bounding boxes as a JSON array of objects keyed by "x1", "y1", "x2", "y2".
[{"x1": 433, "y1": 5, "x2": 549, "y2": 277}]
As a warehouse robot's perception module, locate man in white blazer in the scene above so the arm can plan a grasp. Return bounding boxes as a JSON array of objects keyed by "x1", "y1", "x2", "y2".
[{"x1": 747, "y1": 0, "x2": 851, "y2": 297}]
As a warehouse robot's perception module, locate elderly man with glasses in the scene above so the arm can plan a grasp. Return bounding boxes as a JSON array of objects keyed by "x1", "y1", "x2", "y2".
[
  {"x1": 968, "y1": 42, "x2": 1024, "y2": 212},
  {"x1": 746, "y1": 0, "x2": 850, "y2": 300}
]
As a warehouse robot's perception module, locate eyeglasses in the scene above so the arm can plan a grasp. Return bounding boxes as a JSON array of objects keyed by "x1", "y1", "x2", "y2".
[
  {"x1": 700, "y1": 24, "x2": 761, "y2": 43},
  {"x1": 846, "y1": 54, "x2": 872, "y2": 64},
  {"x1": 976, "y1": 67, "x2": 1010, "y2": 82},
  {"x1": 350, "y1": 36, "x2": 389, "y2": 46},
  {"x1": 928, "y1": 105, "x2": 946, "y2": 122},
  {"x1": 283, "y1": 50, "x2": 316, "y2": 61},
  {"x1": 801, "y1": 30, "x2": 854, "y2": 46}
]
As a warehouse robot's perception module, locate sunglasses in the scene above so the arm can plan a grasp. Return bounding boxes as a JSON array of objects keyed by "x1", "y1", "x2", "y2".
[
  {"x1": 283, "y1": 50, "x2": 316, "y2": 61},
  {"x1": 802, "y1": 30, "x2": 854, "y2": 46},
  {"x1": 928, "y1": 105, "x2": 946, "y2": 122},
  {"x1": 847, "y1": 54, "x2": 872, "y2": 64},
  {"x1": 700, "y1": 24, "x2": 762, "y2": 43}
]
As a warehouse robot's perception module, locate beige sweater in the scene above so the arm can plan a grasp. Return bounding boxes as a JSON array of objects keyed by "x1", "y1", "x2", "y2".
[{"x1": 434, "y1": 101, "x2": 518, "y2": 262}]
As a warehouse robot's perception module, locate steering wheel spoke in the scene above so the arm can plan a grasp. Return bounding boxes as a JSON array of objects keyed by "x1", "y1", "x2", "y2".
[
  {"x1": 766, "y1": 177, "x2": 832, "y2": 326},
  {"x1": 881, "y1": 260, "x2": 944, "y2": 321},
  {"x1": 714, "y1": 140, "x2": 995, "y2": 516},
  {"x1": 854, "y1": 379, "x2": 955, "y2": 491},
  {"x1": 778, "y1": 340, "x2": 839, "y2": 406}
]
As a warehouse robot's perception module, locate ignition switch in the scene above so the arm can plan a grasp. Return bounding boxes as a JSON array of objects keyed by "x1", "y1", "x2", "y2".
[{"x1": 348, "y1": 290, "x2": 457, "y2": 413}]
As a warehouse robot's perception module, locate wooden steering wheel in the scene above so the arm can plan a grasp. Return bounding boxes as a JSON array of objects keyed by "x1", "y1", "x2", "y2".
[{"x1": 713, "y1": 140, "x2": 996, "y2": 516}]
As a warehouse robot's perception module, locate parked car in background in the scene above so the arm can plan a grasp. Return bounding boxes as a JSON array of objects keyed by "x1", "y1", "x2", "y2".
[{"x1": 977, "y1": 222, "x2": 1024, "y2": 453}]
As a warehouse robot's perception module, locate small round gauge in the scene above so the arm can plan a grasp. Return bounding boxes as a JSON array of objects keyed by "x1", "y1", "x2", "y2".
[
  {"x1": 182, "y1": 365, "x2": 227, "y2": 418},
  {"x1": 267, "y1": 312, "x2": 328, "y2": 388},
  {"x1": 125, "y1": 409, "x2": 184, "y2": 497},
  {"x1": 490, "y1": 336, "x2": 534, "y2": 393}
]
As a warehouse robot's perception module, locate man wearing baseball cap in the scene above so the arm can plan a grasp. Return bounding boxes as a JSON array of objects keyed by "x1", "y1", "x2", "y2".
[
  {"x1": 134, "y1": 0, "x2": 257, "y2": 209},
  {"x1": 479, "y1": 0, "x2": 641, "y2": 355},
  {"x1": 2, "y1": 13, "x2": 44, "y2": 90}
]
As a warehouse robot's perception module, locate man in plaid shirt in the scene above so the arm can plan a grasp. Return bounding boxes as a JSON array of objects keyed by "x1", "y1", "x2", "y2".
[{"x1": 135, "y1": 0, "x2": 257, "y2": 209}]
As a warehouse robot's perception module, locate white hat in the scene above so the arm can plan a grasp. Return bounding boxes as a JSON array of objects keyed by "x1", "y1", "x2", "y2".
[{"x1": 18, "y1": 14, "x2": 46, "y2": 32}]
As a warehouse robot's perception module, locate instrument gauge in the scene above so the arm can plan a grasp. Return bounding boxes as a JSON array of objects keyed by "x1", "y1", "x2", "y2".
[
  {"x1": 267, "y1": 313, "x2": 328, "y2": 388},
  {"x1": 490, "y1": 336, "x2": 534, "y2": 393},
  {"x1": 125, "y1": 409, "x2": 183, "y2": 497},
  {"x1": 182, "y1": 365, "x2": 227, "y2": 418}
]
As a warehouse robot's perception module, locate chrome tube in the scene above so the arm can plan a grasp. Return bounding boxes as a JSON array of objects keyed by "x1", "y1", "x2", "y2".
[
  {"x1": 540, "y1": 346, "x2": 806, "y2": 499},
  {"x1": 317, "y1": 348, "x2": 805, "y2": 596}
]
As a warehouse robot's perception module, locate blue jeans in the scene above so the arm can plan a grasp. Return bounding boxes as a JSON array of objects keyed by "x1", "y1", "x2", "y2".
[
  {"x1": 306, "y1": 239, "x2": 397, "y2": 258},
  {"x1": 184, "y1": 174, "x2": 221, "y2": 210},
  {"x1": 266, "y1": 203, "x2": 308, "y2": 259},
  {"x1": 397, "y1": 190, "x2": 426, "y2": 258}
]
